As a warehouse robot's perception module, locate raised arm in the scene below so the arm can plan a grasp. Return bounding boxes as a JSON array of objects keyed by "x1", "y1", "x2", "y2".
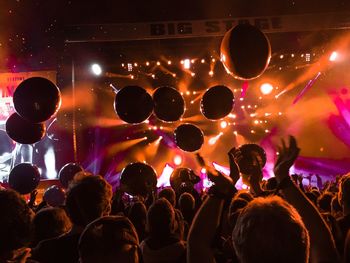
[
  {"x1": 187, "y1": 153, "x2": 239, "y2": 263},
  {"x1": 274, "y1": 136, "x2": 339, "y2": 263}
]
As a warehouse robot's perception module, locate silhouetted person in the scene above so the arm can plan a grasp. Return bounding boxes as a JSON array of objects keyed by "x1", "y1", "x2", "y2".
[
  {"x1": 0, "y1": 189, "x2": 33, "y2": 262},
  {"x1": 127, "y1": 201, "x2": 147, "y2": 241},
  {"x1": 31, "y1": 174, "x2": 113, "y2": 263},
  {"x1": 79, "y1": 216, "x2": 140, "y2": 263},
  {"x1": 32, "y1": 207, "x2": 72, "y2": 247},
  {"x1": 141, "y1": 198, "x2": 186, "y2": 263}
]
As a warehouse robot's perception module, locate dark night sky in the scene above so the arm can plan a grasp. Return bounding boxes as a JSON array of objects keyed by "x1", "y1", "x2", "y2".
[{"x1": 1, "y1": 0, "x2": 349, "y2": 71}]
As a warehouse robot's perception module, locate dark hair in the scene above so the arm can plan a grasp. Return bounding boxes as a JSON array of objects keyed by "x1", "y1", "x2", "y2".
[
  {"x1": 233, "y1": 196, "x2": 309, "y2": 263},
  {"x1": 33, "y1": 207, "x2": 71, "y2": 245},
  {"x1": 317, "y1": 192, "x2": 333, "y2": 213},
  {"x1": 266, "y1": 177, "x2": 278, "y2": 191},
  {"x1": 235, "y1": 191, "x2": 254, "y2": 202},
  {"x1": 339, "y1": 174, "x2": 350, "y2": 207},
  {"x1": 147, "y1": 198, "x2": 175, "y2": 238},
  {"x1": 158, "y1": 188, "x2": 176, "y2": 207},
  {"x1": 79, "y1": 216, "x2": 139, "y2": 263},
  {"x1": 178, "y1": 192, "x2": 195, "y2": 212},
  {"x1": 331, "y1": 195, "x2": 342, "y2": 215},
  {"x1": 127, "y1": 202, "x2": 147, "y2": 241},
  {"x1": 0, "y1": 189, "x2": 33, "y2": 257},
  {"x1": 66, "y1": 174, "x2": 113, "y2": 226}
]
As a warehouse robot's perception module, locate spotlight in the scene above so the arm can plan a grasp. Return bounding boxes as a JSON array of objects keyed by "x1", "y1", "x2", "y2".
[
  {"x1": 260, "y1": 83, "x2": 273, "y2": 95},
  {"x1": 184, "y1": 59, "x2": 191, "y2": 69},
  {"x1": 220, "y1": 121, "x2": 228, "y2": 129},
  {"x1": 91, "y1": 63, "x2": 102, "y2": 76},
  {"x1": 329, "y1": 51, "x2": 338, "y2": 62},
  {"x1": 174, "y1": 155, "x2": 182, "y2": 165}
]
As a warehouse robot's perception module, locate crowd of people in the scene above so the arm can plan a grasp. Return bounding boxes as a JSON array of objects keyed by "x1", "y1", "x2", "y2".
[{"x1": 0, "y1": 136, "x2": 349, "y2": 263}]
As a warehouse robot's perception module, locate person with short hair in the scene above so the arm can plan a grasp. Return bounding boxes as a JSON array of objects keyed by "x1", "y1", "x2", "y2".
[
  {"x1": 79, "y1": 216, "x2": 140, "y2": 263},
  {"x1": 32, "y1": 207, "x2": 72, "y2": 247},
  {"x1": 0, "y1": 189, "x2": 34, "y2": 263},
  {"x1": 141, "y1": 198, "x2": 186, "y2": 263},
  {"x1": 232, "y1": 196, "x2": 310, "y2": 263},
  {"x1": 31, "y1": 174, "x2": 113, "y2": 263}
]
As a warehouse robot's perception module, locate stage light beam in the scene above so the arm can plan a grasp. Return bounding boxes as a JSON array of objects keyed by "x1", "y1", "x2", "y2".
[{"x1": 174, "y1": 155, "x2": 182, "y2": 165}]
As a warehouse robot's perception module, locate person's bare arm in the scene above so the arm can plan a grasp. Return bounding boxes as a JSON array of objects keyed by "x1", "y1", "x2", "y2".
[
  {"x1": 274, "y1": 136, "x2": 339, "y2": 263},
  {"x1": 187, "y1": 153, "x2": 239, "y2": 263}
]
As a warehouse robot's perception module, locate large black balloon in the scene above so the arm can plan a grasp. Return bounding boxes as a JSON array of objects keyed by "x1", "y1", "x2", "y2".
[
  {"x1": 153, "y1": 86, "x2": 185, "y2": 122},
  {"x1": 6, "y1": 113, "x2": 46, "y2": 144},
  {"x1": 237, "y1": 144, "x2": 267, "y2": 174},
  {"x1": 200, "y1": 85, "x2": 234, "y2": 120},
  {"x1": 174, "y1": 124, "x2": 204, "y2": 152},
  {"x1": 9, "y1": 163, "x2": 40, "y2": 194},
  {"x1": 58, "y1": 163, "x2": 84, "y2": 188},
  {"x1": 170, "y1": 168, "x2": 200, "y2": 192},
  {"x1": 13, "y1": 77, "x2": 61, "y2": 123},
  {"x1": 220, "y1": 23, "x2": 271, "y2": 80},
  {"x1": 114, "y1": 86, "x2": 153, "y2": 124},
  {"x1": 120, "y1": 162, "x2": 157, "y2": 196}
]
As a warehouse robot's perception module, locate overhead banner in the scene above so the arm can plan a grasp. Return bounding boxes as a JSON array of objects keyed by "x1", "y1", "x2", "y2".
[
  {"x1": 0, "y1": 71, "x2": 56, "y2": 123},
  {"x1": 66, "y1": 12, "x2": 350, "y2": 43}
]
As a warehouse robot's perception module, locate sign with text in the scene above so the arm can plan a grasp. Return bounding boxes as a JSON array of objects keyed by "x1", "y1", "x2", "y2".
[{"x1": 65, "y1": 12, "x2": 350, "y2": 43}]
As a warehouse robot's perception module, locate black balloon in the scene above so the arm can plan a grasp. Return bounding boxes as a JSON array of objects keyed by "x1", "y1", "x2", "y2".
[
  {"x1": 153, "y1": 86, "x2": 185, "y2": 122},
  {"x1": 220, "y1": 23, "x2": 271, "y2": 80},
  {"x1": 58, "y1": 163, "x2": 84, "y2": 188},
  {"x1": 43, "y1": 185, "x2": 66, "y2": 207},
  {"x1": 9, "y1": 163, "x2": 40, "y2": 194},
  {"x1": 174, "y1": 124, "x2": 204, "y2": 152},
  {"x1": 170, "y1": 168, "x2": 200, "y2": 192},
  {"x1": 237, "y1": 144, "x2": 267, "y2": 174},
  {"x1": 114, "y1": 86, "x2": 153, "y2": 124},
  {"x1": 13, "y1": 77, "x2": 61, "y2": 123},
  {"x1": 6, "y1": 113, "x2": 46, "y2": 144},
  {"x1": 120, "y1": 162, "x2": 157, "y2": 196},
  {"x1": 200, "y1": 85, "x2": 234, "y2": 120}
]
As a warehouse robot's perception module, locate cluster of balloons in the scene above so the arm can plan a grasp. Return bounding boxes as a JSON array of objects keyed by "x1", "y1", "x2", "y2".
[
  {"x1": 6, "y1": 77, "x2": 61, "y2": 144},
  {"x1": 7, "y1": 77, "x2": 62, "y2": 195},
  {"x1": 114, "y1": 85, "x2": 235, "y2": 153}
]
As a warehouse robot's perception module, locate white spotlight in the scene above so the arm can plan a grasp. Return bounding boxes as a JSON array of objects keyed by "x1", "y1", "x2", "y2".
[
  {"x1": 184, "y1": 59, "x2": 191, "y2": 69},
  {"x1": 174, "y1": 155, "x2": 182, "y2": 165},
  {"x1": 260, "y1": 83, "x2": 273, "y2": 95},
  {"x1": 329, "y1": 51, "x2": 338, "y2": 62},
  {"x1": 91, "y1": 63, "x2": 102, "y2": 76},
  {"x1": 220, "y1": 121, "x2": 228, "y2": 129}
]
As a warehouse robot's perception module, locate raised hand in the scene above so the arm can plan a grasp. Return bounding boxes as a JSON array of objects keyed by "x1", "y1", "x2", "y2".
[
  {"x1": 228, "y1": 147, "x2": 240, "y2": 185},
  {"x1": 274, "y1": 136, "x2": 300, "y2": 183}
]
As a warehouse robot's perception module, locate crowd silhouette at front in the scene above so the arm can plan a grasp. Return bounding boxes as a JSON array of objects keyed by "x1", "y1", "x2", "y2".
[{"x1": 1, "y1": 136, "x2": 349, "y2": 263}]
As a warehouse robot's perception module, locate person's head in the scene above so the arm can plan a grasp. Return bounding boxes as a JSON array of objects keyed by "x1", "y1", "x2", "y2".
[
  {"x1": 178, "y1": 192, "x2": 195, "y2": 212},
  {"x1": 331, "y1": 195, "x2": 342, "y2": 215},
  {"x1": 305, "y1": 192, "x2": 318, "y2": 206},
  {"x1": 0, "y1": 189, "x2": 33, "y2": 260},
  {"x1": 232, "y1": 196, "x2": 309, "y2": 263},
  {"x1": 127, "y1": 202, "x2": 147, "y2": 240},
  {"x1": 158, "y1": 188, "x2": 176, "y2": 207},
  {"x1": 235, "y1": 191, "x2": 254, "y2": 202},
  {"x1": 228, "y1": 198, "x2": 249, "y2": 229},
  {"x1": 147, "y1": 198, "x2": 175, "y2": 239},
  {"x1": 265, "y1": 177, "x2": 278, "y2": 191},
  {"x1": 317, "y1": 192, "x2": 333, "y2": 213},
  {"x1": 339, "y1": 174, "x2": 350, "y2": 210},
  {"x1": 33, "y1": 207, "x2": 72, "y2": 244},
  {"x1": 66, "y1": 174, "x2": 113, "y2": 227},
  {"x1": 79, "y1": 216, "x2": 139, "y2": 263}
]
